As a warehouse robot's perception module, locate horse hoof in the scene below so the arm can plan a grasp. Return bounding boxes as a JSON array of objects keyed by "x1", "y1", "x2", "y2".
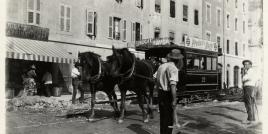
[
  {"x1": 118, "y1": 119, "x2": 124, "y2": 124},
  {"x1": 144, "y1": 119, "x2": 149, "y2": 123}
]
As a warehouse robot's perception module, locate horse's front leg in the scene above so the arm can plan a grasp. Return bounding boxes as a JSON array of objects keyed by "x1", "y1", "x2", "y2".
[
  {"x1": 88, "y1": 84, "x2": 96, "y2": 122},
  {"x1": 118, "y1": 89, "x2": 126, "y2": 123},
  {"x1": 138, "y1": 91, "x2": 149, "y2": 123},
  {"x1": 107, "y1": 91, "x2": 119, "y2": 118}
]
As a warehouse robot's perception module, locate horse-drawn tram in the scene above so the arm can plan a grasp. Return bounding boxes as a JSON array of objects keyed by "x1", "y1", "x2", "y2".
[{"x1": 135, "y1": 37, "x2": 221, "y2": 104}]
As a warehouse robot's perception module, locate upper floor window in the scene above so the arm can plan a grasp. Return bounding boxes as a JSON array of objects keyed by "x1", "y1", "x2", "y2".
[
  {"x1": 27, "y1": 0, "x2": 40, "y2": 25},
  {"x1": 131, "y1": 22, "x2": 142, "y2": 41},
  {"x1": 227, "y1": 39, "x2": 230, "y2": 54},
  {"x1": 217, "y1": 36, "x2": 221, "y2": 48},
  {"x1": 155, "y1": 0, "x2": 161, "y2": 13},
  {"x1": 86, "y1": 10, "x2": 96, "y2": 36},
  {"x1": 170, "y1": 0, "x2": 175, "y2": 18},
  {"x1": 183, "y1": 5, "x2": 188, "y2": 22},
  {"x1": 235, "y1": 0, "x2": 238, "y2": 8},
  {"x1": 169, "y1": 31, "x2": 175, "y2": 43},
  {"x1": 206, "y1": 3, "x2": 211, "y2": 23},
  {"x1": 115, "y1": 0, "x2": 122, "y2": 3},
  {"x1": 194, "y1": 10, "x2": 199, "y2": 25},
  {"x1": 182, "y1": 33, "x2": 187, "y2": 43},
  {"x1": 243, "y1": 21, "x2": 246, "y2": 33},
  {"x1": 206, "y1": 31, "x2": 211, "y2": 41},
  {"x1": 243, "y1": 44, "x2": 245, "y2": 57},
  {"x1": 154, "y1": 27, "x2": 160, "y2": 38},
  {"x1": 235, "y1": 42, "x2": 238, "y2": 56},
  {"x1": 217, "y1": 9, "x2": 221, "y2": 27},
  {"x1": 60, "y1": 4, "x2": 71, "y2": 32},
  {"x1": 136, "y1": 0, "x2": 143, "y2": 9},
  {"x1": 226, "y1": 14, "x2": 230, "y2": 28},
  {"x1": 235, "y1": 18, "x2": 238, "y2": 31},
  {"x1": 243, "y1": 3, "x2": 245, "y2": 12}
]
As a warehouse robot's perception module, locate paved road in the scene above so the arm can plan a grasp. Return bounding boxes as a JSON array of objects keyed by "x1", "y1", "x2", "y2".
[{"x1": 6, "y1": 101, "x2": 262, "y2": 134}]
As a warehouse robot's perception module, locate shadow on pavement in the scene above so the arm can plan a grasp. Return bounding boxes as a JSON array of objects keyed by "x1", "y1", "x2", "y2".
[
  {"x1": 204, "y1": 111, "x2": 242, "y2": 122},
  {"x1": 215, "y1": 105, "x2": 246, "y2": 113},
  {"x1": 127, "y1": 124, "x2": 154, "y2": 134}
]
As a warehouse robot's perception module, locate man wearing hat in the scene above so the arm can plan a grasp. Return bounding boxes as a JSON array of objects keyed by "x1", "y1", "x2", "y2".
[
  {"x1": 155, "y1": 49, "x2": 183, "y2": 134},
  {"x1": 241, "y1": 60, "x2": 261, "y2": 125}
]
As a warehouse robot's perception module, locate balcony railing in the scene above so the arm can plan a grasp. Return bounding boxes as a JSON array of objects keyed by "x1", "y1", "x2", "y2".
[{"x1": 6, "y1": 22, "x2": 49, "y2": 41}]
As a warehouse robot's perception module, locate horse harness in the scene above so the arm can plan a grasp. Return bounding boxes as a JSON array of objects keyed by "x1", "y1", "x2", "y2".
[
  {"x1": 88, "y1": 56, "x2": 102, "y2": 84},
  {"x1": 118, "y1": 54, "x2": 154, "y2": 85}
]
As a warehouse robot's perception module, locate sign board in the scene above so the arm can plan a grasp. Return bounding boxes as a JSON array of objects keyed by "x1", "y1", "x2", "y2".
[
  {"x1": 184, "y1": 36, "x2": 218, "y2": 52},
  {"x1": 135, "y1": 37, "x2": 170, "y2": 47}
]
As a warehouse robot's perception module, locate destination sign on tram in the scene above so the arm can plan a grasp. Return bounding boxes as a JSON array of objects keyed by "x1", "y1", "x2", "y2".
[{"x1": 184, "y1": 36, "x2": 218, "y2": 52}]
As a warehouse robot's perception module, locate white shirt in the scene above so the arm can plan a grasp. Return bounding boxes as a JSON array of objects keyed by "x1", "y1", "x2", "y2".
[
  {"x1": 156, "y1": 62, "x2": 179, "y2": 91},
  {"x1": 71, "y1": 67, "x2": 80, "y2": 78},
  {"x1": 42, "y1": 72, "x2": 52, "y2": 84},
  {"x1": 242, "y1": 67, "x2": 261, "y2": 87}
]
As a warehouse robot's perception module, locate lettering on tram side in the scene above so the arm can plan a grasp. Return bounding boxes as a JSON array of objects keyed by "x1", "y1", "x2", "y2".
[{"x1": 185, "y1": 36, "x2": 218, "y2": 52}]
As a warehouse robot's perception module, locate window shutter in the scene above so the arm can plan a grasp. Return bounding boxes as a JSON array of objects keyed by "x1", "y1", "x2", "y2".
[
  {"x1": 94, "y1": 12, "x2": 97, "y2": 37},
  {"x1": 132, "y1": 22, "x2": 136, "y2": 41},
  {"x1": 60, "y1": 5, "x2": 65, "y2": 31},
  {"x1": 86, "y1": 10, "x2": 94, "y2": 35},
  {"x1": 109, "y1": 16, "x2": 113, "y2": 38},
  {"x1": 36, "y1": 0, "x2": 40, "y2": 11},
  {"x1": 66, "y1": 7, "x2": 71, "y2": 32}
]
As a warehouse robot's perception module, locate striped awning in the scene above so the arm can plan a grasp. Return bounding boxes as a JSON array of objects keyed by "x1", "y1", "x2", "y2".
[{"x1": 5, "y1": 37, "x2": 77, "y2": 64}]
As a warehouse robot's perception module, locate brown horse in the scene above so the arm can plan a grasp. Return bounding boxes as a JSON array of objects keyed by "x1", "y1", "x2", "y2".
[
  {"x1": 78, "y1": 52, "x2": 119, "y2": 121},
  {"x1": 107, "y1": 47, "x2": 155, "y2": 123}
]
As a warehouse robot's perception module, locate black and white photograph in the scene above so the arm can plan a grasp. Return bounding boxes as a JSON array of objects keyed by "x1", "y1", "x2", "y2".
[{"x1": 2, "y1": 0, "x2": 265, "y2": 133}]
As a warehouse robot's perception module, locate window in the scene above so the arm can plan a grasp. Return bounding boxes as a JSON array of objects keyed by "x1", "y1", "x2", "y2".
[
  {"x1": 169, "y1": 31, "x2": 175, "y2": 43},
  {"x1": 154, "y1": 27, "x2": 160, "y2": 38},
  {"x1": 235, "y1": 0, "x2": 238, "y2": 8},
  {"x1": 60, "y1": 5, "x2": 71, "y2": 32},
  {"x1": 122, "y1": 20, "x2": 126, "y2": 41},
  {"x1": 114, "y1": 17, "x2": 121, "y2": 40},
  {"x1": 27, "y1": 0, "x2": 40, "y2": 25},
  {"x1": 186, "y1": 54, "x2": 217, "y2": 71},
  {"x1": 217, "y1": 36, "x2": 221, "y2": 48},
  {"x1": 243, "y1": 3, "x2": 245, "y2": 12},
  {"x1": 243, "y1": 44, "x2": 245, "y2": 57},
  {"x1": 226, "y1": 14, "x2": 230, "y2": 28},
  {"x1": 194, "y1": 10, "x2": 199, "y2": 25},
  {"x1": 131, "y1": 22, "x2": 142, "y2": 41},
  {"x1": 206, "y1": 31, "x2": 211, "y2": 41},
  {"x1": 86, "y1": 10, "x2": 95, "y2": 35},
  {"x1": 206, "y1": 3, "x2": 211, "y2": 23},
  {"x1": 170, "y1": 0, "x2": 175, "y2": 18},
  {"x1": 182, "y1": 34, "x2": 187, "y2": 42},
  {"x1": 115, "y1": 0, "x2": 122, "y2": 3},
  {"x1": 136, "y1": 0, "x2": 143, "y2": 9},
  {"x1": 155, "y1": 0, "x2": 161, "y2": 13},
  {"x1": 234, "y1": 66, "x2": 239, "y2": 87},
  {"x1": 235, "y1": 18, "x2": 238, "y2": 31},
  {"x1": 243, "y1": 21, "x2": 245, "y2": 33},
  {"x1": 235, "y1": 42, "x2": 238, "y2": 56},
  {"x1": 183, "y1": 5, "x2": 188, "y2": 22},
  {"x1": 217, "y1": 9, "x2": 221, "y2": 27},
  {"x1": 227, "y1": 40, "x2": 230, "y2": 54}
]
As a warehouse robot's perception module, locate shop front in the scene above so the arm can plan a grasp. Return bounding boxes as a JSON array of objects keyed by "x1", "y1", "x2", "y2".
[{"x1": 5, "y1": 37, "x2": 76, "y2": 98}]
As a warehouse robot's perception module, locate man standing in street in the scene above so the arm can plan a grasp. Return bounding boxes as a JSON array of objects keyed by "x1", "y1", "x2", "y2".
[
  {"x1": 156, "y1": 49, "x2": 183, "y2": 134},
  {"x1": 71, "y1": 62, "x2": 84, "y2": 104},
  {"x1": 241, "y1": 60, "x2": 261, "y2": 125}
]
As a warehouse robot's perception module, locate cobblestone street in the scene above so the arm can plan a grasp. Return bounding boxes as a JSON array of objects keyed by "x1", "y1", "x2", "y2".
[{"x1": 6, "y1": 101, "x2": 262, "y2": 134}]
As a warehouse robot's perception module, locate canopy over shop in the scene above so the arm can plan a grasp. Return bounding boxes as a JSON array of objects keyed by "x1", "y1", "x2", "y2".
[{"x1": 5, "y1": 37, "x2": 77, "y2": 96}]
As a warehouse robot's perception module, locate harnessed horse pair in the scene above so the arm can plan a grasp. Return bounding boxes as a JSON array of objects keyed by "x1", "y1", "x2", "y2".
[{"x1": 76, "y1": 47, "x2": 156, "y2": 123}]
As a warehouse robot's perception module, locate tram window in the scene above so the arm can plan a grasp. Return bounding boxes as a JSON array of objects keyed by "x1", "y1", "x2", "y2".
[
  {"x1": 186, "y1": 54, "x2": 200, "y2": 70},
  {"x1": 206, "y1": 57, "x2": 212, "y2": 70},
  {"x1": 200, "y1": 57, "x2": 206, "y2": 70},
  {"x1": 212, "y1": 58, "x2": 217, "y2": 70}
]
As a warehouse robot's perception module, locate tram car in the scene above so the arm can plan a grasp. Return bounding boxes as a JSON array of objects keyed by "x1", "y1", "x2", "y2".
[{"x1": 135, "y1": 37, "x2": 222, "y2": 103}]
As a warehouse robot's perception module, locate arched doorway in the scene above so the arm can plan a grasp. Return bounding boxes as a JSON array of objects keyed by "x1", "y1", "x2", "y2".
[{"x1": 234, "y1": 66, "x2": 239, "y2": 87}]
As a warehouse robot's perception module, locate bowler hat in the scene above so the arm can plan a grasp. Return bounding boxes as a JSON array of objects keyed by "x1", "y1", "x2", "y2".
[
  {"x1": 242, "y1": 60, "x2": 252, "y2": 65},
  {"x1": 167, "y1": 49, "x2": 184, "y2": 60}
]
